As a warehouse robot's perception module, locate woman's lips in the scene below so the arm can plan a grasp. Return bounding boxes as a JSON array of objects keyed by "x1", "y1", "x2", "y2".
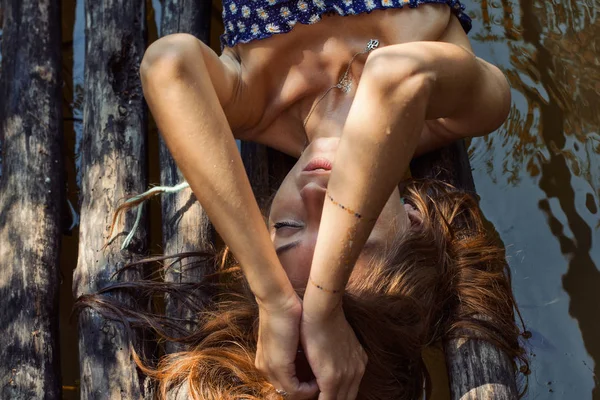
[{"x1": 303, "y1": 157, "x2": 333, "y2": 172}]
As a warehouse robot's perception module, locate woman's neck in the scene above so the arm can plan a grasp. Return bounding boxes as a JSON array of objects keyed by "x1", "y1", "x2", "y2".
[{"x1": 225, "y1": 12, "x2": 393, "y2": 153}]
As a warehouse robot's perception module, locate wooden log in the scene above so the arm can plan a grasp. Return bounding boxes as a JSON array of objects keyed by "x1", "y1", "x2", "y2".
[
  {"x1": 267, "y1": 148, "x2": 296, "y2": 191},
  {"x1": 411, "y1": 142, "x2": 518, "y2": 400},
  {"x1": 159, "y1": 0, "x2": 214, "y2": 355},
  {"x1": 241, "y1": 142, "x2": 271, "y2": 209},
  {"x1": 0, "y1": 1, "x2": 63, "y2": 398},
  {"x1": 445, "y1": 337, "x2": 518, "y2": 399},
  {"x1": 241, "y1": 145, "x2": 295, "y2": 212},
  {"x1": 0, "y1": 5, "x2": 3, "y2": 79},
  {"x1": 161, "y1": 0, "x2": 212, "y2": 40},
  {"x1": 72, "y1": 1, "x2": 148, "y2": 398}
]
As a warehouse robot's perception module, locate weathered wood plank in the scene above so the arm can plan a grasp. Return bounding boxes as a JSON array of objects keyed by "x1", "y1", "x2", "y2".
[
  {"x1": 411, "y1": 142, "x2": 517, "y2": 400},
  {"x1": 161, "y1": 0, "x2": 212, "y2": 40},
  {"x1": 446, "y1": 337, "x2": 518, "y2": 399},
  {"x1": 267, "y1": 148, "x2": 296, "y2": 191},
  {"x1": 159, "y1": 0, "x2": 214, "y2": 355},
  {"x1": 241, "y1": 142, "x2": 271, "y2": 209},
  {"x1": 0, "y1": 1, "x2": 63, "y2": 398},
  {"x1": 0, "y1": 5, "x2": 4, "y2": 80},
  {"x1": 72, "y1": 1, "x2": 148, "y2": 398}
]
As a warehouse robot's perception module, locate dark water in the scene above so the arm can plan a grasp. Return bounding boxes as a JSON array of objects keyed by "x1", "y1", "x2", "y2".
[
  {"x1": 465, "y1": 0, "x2": 600, "y2": 397},
  {"x1": 50, "y1": 0, "x2": 599, "y2": 397}
]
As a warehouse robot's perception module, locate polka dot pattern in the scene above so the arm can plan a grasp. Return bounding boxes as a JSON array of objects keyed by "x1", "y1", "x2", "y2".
[{"x1": 220, "y1": 0, "x2": 472, "y2": 48}]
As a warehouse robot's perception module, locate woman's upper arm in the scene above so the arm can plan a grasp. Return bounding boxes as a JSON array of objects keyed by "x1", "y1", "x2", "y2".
[
  {"x1": 140, "y1": 33, "x2": 240, "y2": 112},
  {"x1": 139, "y1": 34, "x2": 295, "y2": 304},
  {"x1": 422, "y1": 18, "x2": 511, "y2": 148}
]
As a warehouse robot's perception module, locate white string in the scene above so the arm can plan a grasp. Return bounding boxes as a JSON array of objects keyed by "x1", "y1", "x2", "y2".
[{"x1": 114, "y1": 181, "x2": 190, "y2": 250}]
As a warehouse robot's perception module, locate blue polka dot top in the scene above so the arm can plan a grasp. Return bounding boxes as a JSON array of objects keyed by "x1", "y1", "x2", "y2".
[{"x1": 220, "y1": 0, "x2": 472, "y2": 48}]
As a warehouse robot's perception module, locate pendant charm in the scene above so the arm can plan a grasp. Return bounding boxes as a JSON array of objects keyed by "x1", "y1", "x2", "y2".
[
  {"x1": 337, "y1": 76, "x2": 353, "y2": 93},
  {"x1": 366, "y1": 39, "x2": 379, "y2": 51}
]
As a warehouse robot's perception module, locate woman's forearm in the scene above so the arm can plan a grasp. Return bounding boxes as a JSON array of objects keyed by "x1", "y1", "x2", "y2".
[
  {"x1": 303, "y1": 68, "x2": 425, "y2": 316},
  {"x1": 303, "y1": 42, "x2": 502, "y2": 316},
  {"x1": 140, "y1": 35, "x2": 295, "y2": 304}
]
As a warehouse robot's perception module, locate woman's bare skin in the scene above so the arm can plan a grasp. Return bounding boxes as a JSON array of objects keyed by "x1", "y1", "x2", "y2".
[
  {"x1": 141, "y1": 7, "x2": 510, "y2": 399},
  {"x1": 222, "y1": 6, "x2": 455, "y2": 154}
]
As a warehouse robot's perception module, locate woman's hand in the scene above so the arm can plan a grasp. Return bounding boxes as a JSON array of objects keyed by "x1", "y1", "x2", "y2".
[
  {"x1": 300, "y1": 304, "x2": 368, "y2": 400},
  {"x1": 256, "y1": 294, "x2": 319, "y2": 399}
]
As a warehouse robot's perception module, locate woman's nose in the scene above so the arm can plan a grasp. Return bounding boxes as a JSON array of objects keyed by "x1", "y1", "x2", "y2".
[{"x1": 300, "y1": 182, "x2": 327, "y2": 221}]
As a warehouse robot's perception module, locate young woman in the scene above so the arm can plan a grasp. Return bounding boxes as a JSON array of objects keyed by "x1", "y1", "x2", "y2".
[{"x1": 136, "y1": 1, "x2": 512, "y2": 398}]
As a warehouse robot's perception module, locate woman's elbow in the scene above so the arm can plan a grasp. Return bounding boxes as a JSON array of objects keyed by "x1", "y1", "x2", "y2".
[
  {"x1": 140, "y1": 33, "x2": 202, "y2": 87},
  {"x1": 495, "y1": 70, "x2": 512, "y2": 130},
  {"x1": 363, "y1": 46, "x2": 435, "y2": 101},
  {"x1": 480, "y1": 64, "x2": 512, "y2": 134}
]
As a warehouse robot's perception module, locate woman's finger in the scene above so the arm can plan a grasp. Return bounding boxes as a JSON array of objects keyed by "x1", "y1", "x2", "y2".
[
  {"x1": 295, "y1": 380, "x2": 320, "y2": 399},
  {"x1": 271, "y1": 362, "x2": 318, "y2": 399},
  {"x1": 258, "y1": 364, "x2": 292, "y2": 399},
  {"x1": 317, "y1": 372, "x2": 342, "y2": 400},
  {"x1": 336, "y1": 385, "x2": 349, "y2": 400},
  {"x1": 335, "y1": 372, "x2": 352, "y2": 400},
  {"x1": 345, "y1": 350, "x2": 367, "y2": 400},
  {"x1": 318, "y1": 390, "x2": 338, "y2": 400},
  {"x1": 345, "y1": 367, "x2": 364, "y2": 400}
]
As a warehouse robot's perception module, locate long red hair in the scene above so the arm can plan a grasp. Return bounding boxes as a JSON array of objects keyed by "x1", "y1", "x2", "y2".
[{"x1": 76, "y1": 180, "x2": 528, "y2": 399}]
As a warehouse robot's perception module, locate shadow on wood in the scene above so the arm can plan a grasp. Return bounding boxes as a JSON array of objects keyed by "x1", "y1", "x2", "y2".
[
  {"x1": 72, "y1": 1, "x2": 149, "y2": 398},
  {"x1": 0, "y1": 1, "x2": 63, "y2": 398}
]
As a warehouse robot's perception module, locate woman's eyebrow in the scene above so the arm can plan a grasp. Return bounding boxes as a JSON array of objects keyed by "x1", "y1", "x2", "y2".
[{"x1": 275, "y1": 240, "x2": 301, "y2": 256}]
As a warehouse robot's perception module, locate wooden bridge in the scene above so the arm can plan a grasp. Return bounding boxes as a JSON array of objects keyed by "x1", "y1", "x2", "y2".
[{"x1": 0, "y1": 0, "x2": 516, "y2": 398}]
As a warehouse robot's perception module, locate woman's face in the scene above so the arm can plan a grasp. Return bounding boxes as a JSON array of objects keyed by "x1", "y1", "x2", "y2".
[{"x1": 269, "y1": 137, "x2": 415, "y2": 287}]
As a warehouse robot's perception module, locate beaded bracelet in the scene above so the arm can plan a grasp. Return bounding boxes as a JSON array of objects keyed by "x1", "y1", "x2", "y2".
[
  {"x1": 327, "y1": 193, "x2": 363, "y2": 219},
  {"x1": 308, "y1": 275, "x2": 342, "y2": 294}
]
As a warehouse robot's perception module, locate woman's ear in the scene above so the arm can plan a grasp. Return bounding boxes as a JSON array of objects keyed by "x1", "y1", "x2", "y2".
[{"x1": 404, "y1": 203, "x2": 423, "y2": 229}]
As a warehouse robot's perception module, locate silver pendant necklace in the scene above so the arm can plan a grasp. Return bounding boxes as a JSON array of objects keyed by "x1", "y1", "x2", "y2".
[
  {"x1": 302, "y1": 39, "x2": 380, "y2": 143},
  {"x1": 335, "y1": 38, "x2": 380, "y2": 94}
]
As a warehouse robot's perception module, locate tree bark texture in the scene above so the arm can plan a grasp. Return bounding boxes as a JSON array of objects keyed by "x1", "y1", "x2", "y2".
[
  {"x1": 267, "y1": 147, "x2": 296, "y2": 191},
  {"x1": 446, "y1": 337, "x2": 518, "y2": 399},
  {"x1": 73, "y1": 1, "x2": 148, "y2": 399},
  {"x1": 412, "y1": 141, "x2": 517, "y2": 399},
  {"x1": 241, "y1": 142, "x2": 272, "y2": 210},
  {"x1": 0, "y1": 1, "x2": 63, "y2": 398},
  {"x1": 161, "y1": 0, "x2": 212, "y2": 41},
  {"x1": 0, "y1": 5, "x2": 4, "y2": 80},
  {"x1": 159, "y1": 0, "x2": 215, "y2": 356},
  {"x1": 241, "y1": 144, "x2": 296, "y2": 211}
]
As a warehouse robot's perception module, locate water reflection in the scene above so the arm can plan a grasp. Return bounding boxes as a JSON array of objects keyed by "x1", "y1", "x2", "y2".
[{"x1": 467, "y1": 0, "x2": 600, "y2": 397}]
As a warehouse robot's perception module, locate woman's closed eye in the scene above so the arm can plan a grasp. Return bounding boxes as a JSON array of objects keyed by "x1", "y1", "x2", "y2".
[
  {"x1": 273, "y1": 220, "x2": 304, "y2": 234},
  {"x1": 273, "y1": 221, "x2": 304, "y2": 256}
]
